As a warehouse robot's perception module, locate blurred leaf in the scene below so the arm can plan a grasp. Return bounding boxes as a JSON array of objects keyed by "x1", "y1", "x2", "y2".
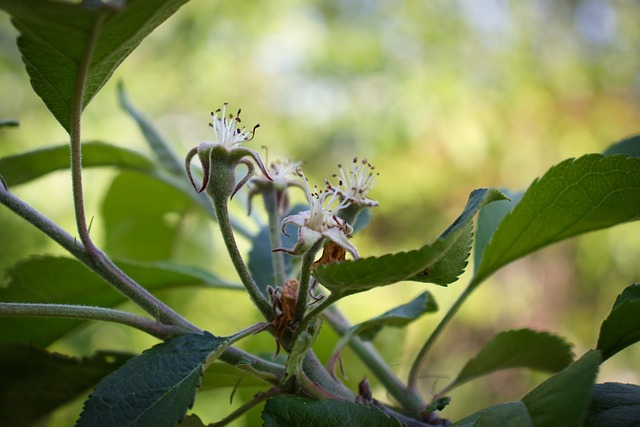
[
  {"x1": 586, "y1": 383, "x2": 640, "y2": 427},
  {"x1": 117, "y1": 81, "x2": 183, "y2": 176},
  {"x1": 328, "y1": 291, "x2": 436, "y2": 376},
  {"x1": 314, "y1": 188, "x2": 507, "y2": 296},
  {"x1": 603, "y1": 135, "x2": 640, "y2": 157},
  {"x1": 199, "y1": 362, "x2": 266, "y2": 391},
  {"x1": 473, "y1": 190, "x2": 523, "y2": 275},
  {"x1": 442, "y1": 329, "x2": 573, "y2": 394},
  {"x1": 597, "y1": 283, "x2": 640, "y2": 361},
  {"x1": 452, "y1": 401, "x2": 533, "y2": 427},
  {"x1": 0, "y1": 142, "x2": 154, "y2": 187},
  {"x1": 261, "y1": 395, "x2": 403, "y2": 427},
  {"x1": 522, "y1": 350, "x2": 601, "y2": 427},
  {"x1": 77, "y1": 332, "x2": 225, "y2": 427},
  {"x1": 474, "y1": 155, "x2": 640, "y2": 286},
  {"x1": 0, "y1": 255, "x2": 238, "y2": 346},
  {"x1": 0, "y1": 119, "x2": 19, "y2": 128},
  {"x1": 0, "y1": 0, "x2": 189, "y2": 132},
  {"x1": 102, "y1": 171, "x2": 193, "y2": 261},
  {"x1": 0, "y1": 345, "x2": 131, "y2": 427}
]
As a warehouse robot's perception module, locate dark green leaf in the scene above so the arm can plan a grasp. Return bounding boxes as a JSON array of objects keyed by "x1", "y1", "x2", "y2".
[
  {"x1": 261, "y1": 395, "x2": 403, "y2": 427},
  {"x1": 452, "y1": 401, "x2": 533, "y2": 427},
  {"x1": 474, "y1": 155, "x2": 640, "y2": 286},
  {"x1": 603, "y1": 134, "x2": 640, "y2": 158},
  {"x1": 0, "y1": 142, "x2": 155, "y2": 187},
  {"x1": 597, "y1": 284, "x2": 640, "y2": 361},
  {"x1": 0, "y1": 345, "x2": 131, "y2": 427},
  {"x1": 586, "y1": 383, "x2": 640, "y2": 427},
  {"x1": 442, "y1": 329, "x2": 573, "y2": 394},
  {"x1": 0, "y1": 255, "x2": 238, "y2": 346},
  {"x1": 117, "y1": 82, "x2": 184, "y2": 176},
  {"x1": 0, "y1": 0, "x2": 189, "y2": 132},
  {"x1": 522, "y1": 350, "x2": 602, "y2": 427},
  {"x1": 77, "y1": 332, "x2": 225, "y2": 427},
  {"x1": 314, "y1": 188, "x2": 507, "y2": 296}
]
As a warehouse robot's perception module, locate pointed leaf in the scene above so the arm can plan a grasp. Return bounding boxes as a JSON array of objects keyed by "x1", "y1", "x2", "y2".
[
  {"x1": 442, "y1": 329, "x2": 573, "y2": 394},
  {"x1": 586, "y1": 383, "x2": 640, "y2": 427},
  {"x1": 261, "y1": 395, "x2": 403, "y2": 427},
  {"x1": 597, "y1": 283, "x2": 640, "y2": 361},
  {"x1": 522, "y1": 350, "x2": 602, "y2": 427},
  {"x1": 314, "y1": 188, "x2": 507, "y2": 296},
  {"x1": 0, "y1": 0, "x2": 189, "y2": 132},
  {"x1": 474, "y1": 155, "x2": 640, "y2": 286},
  {"x1": 0, "y1": 142, "x2": 155, "y2": 187},
  {"x1": 0, "y1": 256, "x2": 238, "y2": 346},
  {"x1": 0, "y1": 345, "x2": 131, "y2": 427},
  {"x1": 76, "y1": 332, "x2": 225, "y2": 427},
  {"x1": 452, "y1": 401, "x2": 533, "y2": 427},
  {"x1": 603, "y1": 134, "x2": 640, "y2": 157}
]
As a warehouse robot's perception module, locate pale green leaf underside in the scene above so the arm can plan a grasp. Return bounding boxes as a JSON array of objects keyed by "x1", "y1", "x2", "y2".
[
  {"x1": 474, "y1": 154, "x2": 640, "y2": 286},
  {"x1": 597, "y1": 283, "x2": 640, "y2": 361}
]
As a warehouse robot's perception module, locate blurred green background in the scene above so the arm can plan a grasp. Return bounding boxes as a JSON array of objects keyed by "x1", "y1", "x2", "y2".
[{"x1": 1, "y1": 0, "x2": 639, "y2": 425}]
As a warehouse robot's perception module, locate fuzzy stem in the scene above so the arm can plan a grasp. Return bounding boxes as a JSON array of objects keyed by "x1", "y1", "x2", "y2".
[
  {"x1": 301, "y1": 350, "x2": 355, "y2": 401},
  {"x1": 263, "y1": 187, "x2": 287, "y2": 286},
  {"x1": 0, "y1": 302, "x2": 178, "y2": 340},
  {"x1": 294, "y1": 239, "x2": 323, "y2": 324},
  {"x1": 212, "y1": 195, "x2": 272, "y2": 320},
  {"x1": 408, "y1": 285, "x2": 474, "y2": 391},
  {"x1": 209, "y1": 388, "x2": 282, "y2": 427}
]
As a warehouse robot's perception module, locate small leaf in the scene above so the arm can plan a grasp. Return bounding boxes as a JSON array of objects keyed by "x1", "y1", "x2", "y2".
[
  {"x1": 117, "y1": 82, "x2": 184, "y2": 176},
  {"x1": 0, "y1": 345, "x2": 131, "y2": 427},
  {"x1": 76, "y1": 332, "x2": 225, "y2": 427},
  {"x1": 586, "y1": 382, "x2": 640, "y2": 427},
  {"x1": 0, "y1": 256, "x2": 238, "y2": 346},
  {"x1": 597, "y1": 283, "x2": 640, "y2": 361},
  {"x1": 474, "y1": 155, "x2": 640, "y2": 286},
  {"x1": 442, "y1": 329, "x2": 573, "y2": 394},
  {"x1": 522, "y1": 350, "x2": 602, "y2": 427},
  {"x1": 0, "y1": 0, "x2": 189, "y2": 132},
  {"x1": 328, "y1": 292, "x2": 437, "y2": 376},
  {"x1": 261, "y1": 395, "x2": 403, "y2": 427},
  {"x1": 284, "y1": 317, "x2": 322, "y2": 383},
  {"x1": 314, "y1": 188, "x2": 507, "y2": 296},
  {"x1": 0, "y1": 142, "x2": 155, "y2": 187},
  {"x1": 452, "y1": 401, "x2": 533, "y2": 427},
  {"x1": 603, "y1": 134, "x2": 640, "y2": 158}
]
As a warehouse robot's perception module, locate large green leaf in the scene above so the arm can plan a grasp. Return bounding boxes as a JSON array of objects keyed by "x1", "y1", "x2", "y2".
[
  {"x1": 0, "y1": 345, "x2": 131, "y2": 427},
  {"x1": 441, "y1": 329, "x2": 573, "y2": 394},
  {"x1": 522, "y1": 350, "x2": 602, "y2": 427},
  {"x1": 76, "y1": 332, "x2": 225, "y2": 427},
  {"x1": 597, "y1": 283, "x2": 640, "y2": 361},
  {"x1": 0, "y1": 0, "x2": 189, "y2": 132},
  {"x1": 452, "y1": 401, "x2": 533, "y2": 427},
  {"x1": 603, "y1": 134, "x2": 640, "y2": 157},
  {"x1": 474, "y1": 155, "x2": 640, "y2": 286},
  {"x1": 313, "y1": 188, "x2": 507, "y2": 296},
  {"x1": 586, "y1": 383, "x2": 640, "y2": 427},
  {"x1": 0, "y1": 142, "x2": 155, "y2": 187},
  {"x1": 0, "y1": 255, "x2": 239, "y2": 346},
  {"x1": 261, "y1": 395, "x2": 403, "y2": 427}
]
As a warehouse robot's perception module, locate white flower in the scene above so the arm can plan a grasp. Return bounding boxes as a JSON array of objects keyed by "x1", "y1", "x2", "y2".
[
  {"x1": 209, "y1": 103, "x2": 259, "y2": 149},
  {"x1": 331, "y1": 157, "x2": 379, "y2": 207},
  {"x1": 275, "y1": 168, "x2": 359, "y2": 259}
]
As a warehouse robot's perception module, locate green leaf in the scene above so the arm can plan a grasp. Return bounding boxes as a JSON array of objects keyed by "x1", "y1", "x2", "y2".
[
  {"x1": 522, "y1": 350, "x2": 602, "y2": 427},
  {"x1": 328, "y1": 292, "x2": 437, "y2": 376},
  {"x1": 102, "y1": 171, "x2": 194, "y2": 261},
  {"x1": 442, "y1": 329, "x2": 574, "y2": 394},
  {"x1": 261, "y1": 395, "x2": 403, "y2": 427},
  {"x1": 77, "y1": 332, "x2": 225, "y2": 427},
  {"x1": 452, "y1": 401, "x2": 533, "y2": 427},
  {"x1": 313, "y1": 188, "x2": 507, "y2": 296},
  {"x1": 0, "y1": 142, "x2": 155, "y2": 187},
  {"x1": 284, "y1": 317, "x2": 322, "y2": 383},
  {"x1": 474, "y1": 155, "x2": 640, "y2": 286},
  {"x1": 603, "y1": 134, "x2": 640, "y2": 158},
  {"x1": 117, "y1": 82, "x2": 184, "y2": 176},
  {"x1": 199, "y1": 362, "x2": 266, "y2": 391},
  {"x1": 0, "y1": 255, "x2": 238, "y2": 346},
  {"x1": 0, "y1": 119, "x2": 19, "y2": 128},
  {"x1": 178, "y1": 414, "x2": 207, "y2": 427},
  {"x1": 586, "y1": 383, "x2": 640, "y2": 427},
  {"x1": 597, "y1": 283, "x2": 640, "y2": 361},
  {"x1": 0, "y1": 345, "x2": 131, "y2": 427},
  {"x1": 0, "y1": 0, "x2": 189, "y2": 132}
]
